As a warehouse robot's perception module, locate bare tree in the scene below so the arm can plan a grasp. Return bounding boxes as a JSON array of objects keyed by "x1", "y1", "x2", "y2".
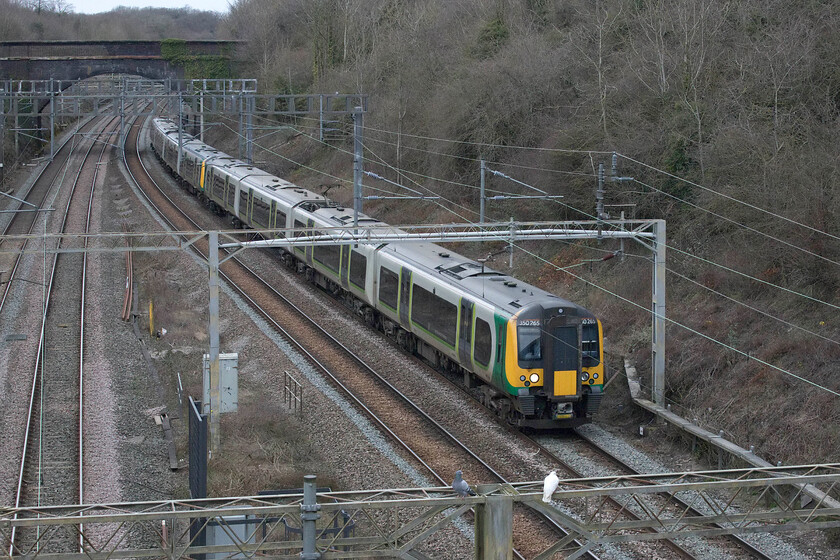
[
  {"x1": 569, "y1": 0, "x2": 623, "y2": 141},
  {"x1": 626, "y1": 0, "x2": 672, "y2": 97}
]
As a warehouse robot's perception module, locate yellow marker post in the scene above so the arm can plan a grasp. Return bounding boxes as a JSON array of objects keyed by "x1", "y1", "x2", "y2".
[{"x1": 149, "y1": 300, "x2": 154, "y2": 337}]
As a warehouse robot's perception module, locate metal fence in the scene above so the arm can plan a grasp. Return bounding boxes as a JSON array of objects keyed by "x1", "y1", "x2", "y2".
[{"x1": 284, "y1": 371, "x2": 303, "y2": 416}]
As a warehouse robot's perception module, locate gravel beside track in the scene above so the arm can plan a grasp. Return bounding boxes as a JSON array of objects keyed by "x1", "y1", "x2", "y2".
[
  {"x1": 570, "y1": 424, "x2": 824, "y2": 560},
  {"x1": 0, "y1": 119, "x2": 101, "y2": 508},
  {"x1": 128, "y1": 118, "x2": 722, "y2": 560},
  {"x1": 10, "y1": 116, "x2": 122, "y2": 555}
]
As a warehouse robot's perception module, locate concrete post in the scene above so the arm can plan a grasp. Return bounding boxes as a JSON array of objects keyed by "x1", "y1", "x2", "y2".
[
  {"x1": 352, "y1": 107, "x2": 363, "y2": 229},
  {"x1": 480, "y1": 159, "x2": 486, "y2": 224},
  {"x1": 237, "y1": 92, "x2": 243, "y2": 160},
  {"x1": 118, "y1": 78, "x2": 125, "y2": 155},
  {"x1": 596, "y1": 163, "x2": 605, "y2": 240},
  {"x1": 300, "y1": 475, "x2": 321, "y2": 560},
  {"x1": 1, "y1": 90, "x2": 5, "y2": 188},
  {"x1": 177, "y1": 92, "x2": 183, "y2": 175},
  {"x1": 620, "y1": 211, "x2": 626, "y2": 261},
  {"x1": 208, "y1": 232, "x2": 221, "y2": 452},
  {"x1": 319, "y1": 94, "x2": 324, "y2": 143},
  {"x1": 474, "y1": 494, "x2": 512, "y2": 560},
  {"x1": 13, "y1": 95, "x2": 19, "y2": 158},
  {"x1": 246, "y1": 94, "x2": 253, "y2": 164},
  {"x1": 508, "y1": 217, "x2": 514, "y2": 268},
  {"x1": 652, "y1": 220, "x2": 666, "y2": 406},
  {"x1": 49, "y1": 78, "x2": 55, "y2": 159},
  {"x1": 199, "y1": 87, "x2": 204, "y2": 142}
]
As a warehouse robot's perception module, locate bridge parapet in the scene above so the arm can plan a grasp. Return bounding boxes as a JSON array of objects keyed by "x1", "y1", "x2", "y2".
[
  {"x1": 0, "y1": 40, "x2": 243, "y2": 83},
  {"x1": 0, "y1": 40, "x2": 242, "y2": 59}
]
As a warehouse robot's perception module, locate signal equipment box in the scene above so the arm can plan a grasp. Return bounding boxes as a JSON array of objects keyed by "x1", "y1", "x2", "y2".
[{"x1": 202, "y1": 353, "x2": 239, "y2": 414}]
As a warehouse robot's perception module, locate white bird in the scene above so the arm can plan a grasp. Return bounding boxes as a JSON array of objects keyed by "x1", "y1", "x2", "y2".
[
  {"x1": 452, "y1": 470, "x2": 476, "y2": 497},
  {"x1": 543, "y1": 470, "x2": 559, "y2": 503}
]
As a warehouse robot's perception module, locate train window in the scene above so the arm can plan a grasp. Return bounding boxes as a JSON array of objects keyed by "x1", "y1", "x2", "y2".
[
  {"x1": 349, "y1": 250, "x2": 367, "y2": 289},
  {"x1": 412, "y1": 285, "x2": 456, "y2": 346},
  {"x1": 293, "y1": 219, "x2": 306, "y2": 255},
  {"x1": 213, "y1": 174, "x2": 225, "y2": 200},
  {"x1": 474, "y1": 318, "x2": 492, "y2": 366},
  {"x1": 582, "y1": 323, "x2": 600, "y2": 366},
  {"x1": 252, "y1": 195, "x2": 270, "y2": 227},
  {"x1": 379, "y1": 267, "x2": 398, "y2": 310},
  {"x1": 315, "y1": 238, "x2": 341, "y2": 272},
  {"x1": 239, "y1": 188, "x2": 250, "y2": 218},
  {"x1": 517, "y1": 326, "x2": 542, "y2": 362},
  {"x1": 275, "y1": 210, "x2": 287, "y2": 237}
]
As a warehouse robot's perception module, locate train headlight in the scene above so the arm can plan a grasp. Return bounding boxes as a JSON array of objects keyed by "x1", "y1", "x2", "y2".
[
  {"x1": 580, "y1": 372, "x2": 590, "y2": 382},
  {"x1": 529, "y1": 373, "x2": 540, "y2": 383},
  {"x1": 592, "y1": 373, "x2": 599, "y2": 380},
  {"x1": 520, "y1": 375, "x2": 526, "y2": 382}
]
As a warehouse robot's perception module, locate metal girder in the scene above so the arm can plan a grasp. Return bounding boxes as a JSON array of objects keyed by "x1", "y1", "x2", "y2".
[
  {"x1": 2, "y1": 465, "x2": 838, "y2": 560},
  {"x1": 182, "y1": 92, "x2": 368, "y2": 116},
  {"x1": 1, "y1": 79, "x2": 256, "y2": 96},
  {"x1": 0, "y1": 220, "x2": 657, "y2": 256},
  {"x1": 0, "y1": 90, "x2": 367, "y2": 119}
]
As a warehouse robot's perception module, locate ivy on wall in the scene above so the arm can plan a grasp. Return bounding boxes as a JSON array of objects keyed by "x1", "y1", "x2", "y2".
[{"x1": 160, "y1": 38, "x2": 232, "y2": 79}]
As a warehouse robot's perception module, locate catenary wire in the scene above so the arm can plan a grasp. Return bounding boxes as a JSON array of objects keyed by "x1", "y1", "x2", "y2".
[
  {"x1": 211, "y1": 117, "x2": 840, "y2": 397},
  {"x1": 633, "y1": 177, "x2": 840, "y2": 268},
  {"x1": 357, "y1": 121, "x2": 840, "y2": 246},
  {"x1": 243, "y1": 116, "x2": 840, "y2": 315},
  {"x1": 618, "y1": 153, "x2": 840, "y2": 244},
  {"x1": 667, "y1": 268, "x2": 840, "y2": 347},
  {"x1": 242, "y1": 115, "x2": 840, "y2": 315}
]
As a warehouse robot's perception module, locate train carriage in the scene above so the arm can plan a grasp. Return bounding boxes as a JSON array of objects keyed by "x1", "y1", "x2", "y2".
[{"x1": 149, "y1": 117, "x2": 605, "y2": 428}]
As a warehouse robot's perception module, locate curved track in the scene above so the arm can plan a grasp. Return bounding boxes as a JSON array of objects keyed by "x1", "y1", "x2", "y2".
[{"x1": 125, "y1": 118, "x2": 611, "y2": 559}]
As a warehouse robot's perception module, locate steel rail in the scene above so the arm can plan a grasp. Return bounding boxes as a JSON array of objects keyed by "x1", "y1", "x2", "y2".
[
  {"x1": 0, "y1": 116, "x2": 99, "y2": 316},
  {"x1": 379, "y1": 316, "x2": 757, "y2": 558},
  {"x1": 370, "y1": 335, "x2": 701, "y2": 559},
  {"x1": 124, "y1": 117, "x2": 601, "y2": 560},
  {"x1": 571, "y1": 429, "x2": 775, "y2": 560},
  {"x1": 9, "y1": 114, "x2": 120, "y2": 556},
  {"x1": 76, "y1": 107, "x2": 122, "y2": 547}
]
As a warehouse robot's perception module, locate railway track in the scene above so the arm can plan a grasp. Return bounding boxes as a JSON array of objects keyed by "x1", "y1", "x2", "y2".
[
  {"x1": 9, "y1": 114, "x2": 120, "y2": 556},
  {"x1": 122, "y1": 116, "x2": 733, "y2": 560},
  {"x1": 566, "y1": 429, "x2": 776, "y2": 560},
  {"x1": 125, "y1": 119, "x2": 608, "y2": 558},
  {"x1": 0, "y1": 116, "x2": 98, "y2": 316}
]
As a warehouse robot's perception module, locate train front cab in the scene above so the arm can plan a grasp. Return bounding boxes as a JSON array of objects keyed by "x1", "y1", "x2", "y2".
[{"x1": 505, "y1": 304, "x2": 604, "y2": 428}]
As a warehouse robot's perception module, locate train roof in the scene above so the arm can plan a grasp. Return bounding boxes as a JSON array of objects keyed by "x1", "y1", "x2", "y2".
[
  {"x1": 382, "y1": 241, "x2": 581, "y2": 315},
  {"x1": 151, "y1": 118, "x2": 593, "y2": 317}
]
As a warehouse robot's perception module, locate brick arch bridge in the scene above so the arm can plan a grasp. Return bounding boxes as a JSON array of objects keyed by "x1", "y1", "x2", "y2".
[{"x1": 0, "y1": 40, "x2": 243, "y2": 84}]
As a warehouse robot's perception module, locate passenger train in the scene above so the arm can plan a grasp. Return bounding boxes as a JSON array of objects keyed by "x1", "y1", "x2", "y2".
[{"x1": 150, "y1": 117, "x2": 605, "y2": 428}]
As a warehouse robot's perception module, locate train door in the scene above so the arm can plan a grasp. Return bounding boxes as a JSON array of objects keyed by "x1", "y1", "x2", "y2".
[
  {"x1": 305, "y1": 219, "x2": 314, "y2": 265},
  {"x1": 199, "y1": 160, "x2": 207, "y2": 191},
  {"x1": 399, "y1": 268, "x2": 412, "y2": 324},
  {"x1": 339, "y1": 246, "x2": 350, "y2": 289},
  {"x1": 238, "y1": 187, "x2": 250, "y2": 223},
  {"x1": 542, "y1": 315, "x2": 581, "y2": 398},
  {"x1": 225, "y1": 176, "x2": 235, "y2": 213},
  {"x1": 458, "y1": 299, "x2": 474, "y2": 365}
]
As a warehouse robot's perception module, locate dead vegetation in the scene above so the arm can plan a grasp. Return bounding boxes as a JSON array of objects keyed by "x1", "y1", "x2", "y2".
[{"x1": 221, "y1": 0, "x2": 840, "y2": 466}]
